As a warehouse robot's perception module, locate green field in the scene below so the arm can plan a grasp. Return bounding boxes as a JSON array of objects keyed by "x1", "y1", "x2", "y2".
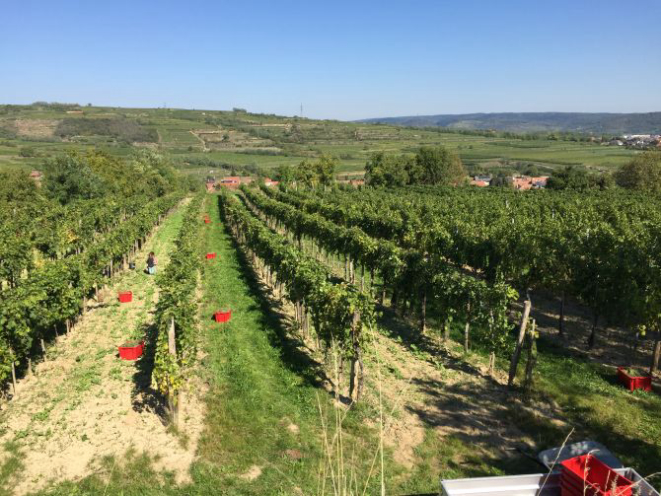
[{"x1": 0, "y1": 103, "x2": 640, "y2": 178}]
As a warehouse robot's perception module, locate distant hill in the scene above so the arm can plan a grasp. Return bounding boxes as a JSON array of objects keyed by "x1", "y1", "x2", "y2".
[
  {"x1": 0, "y1": 103, "x2": 642, "y2": 174},
  {"x1": 358, "y1": 112, "x2": 661, "y2": 135}
]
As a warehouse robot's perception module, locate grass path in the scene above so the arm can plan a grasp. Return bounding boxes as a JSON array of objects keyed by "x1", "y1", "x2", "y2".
[
  {"x1": 0, "y1": 201, "x2": 202, "y2": 496},
  {"x1": 188, "y1": 194, "x2": 391, "y2": 495}
]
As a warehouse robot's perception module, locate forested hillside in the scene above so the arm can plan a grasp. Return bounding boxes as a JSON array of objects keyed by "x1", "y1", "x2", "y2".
[{"x1": 359, "y1": 112, "x2": 661, "y2": 134}]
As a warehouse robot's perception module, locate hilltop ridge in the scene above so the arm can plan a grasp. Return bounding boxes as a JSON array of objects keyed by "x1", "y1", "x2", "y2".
[{"x1": 358, "y1": 111, "x2": 661, "y2": 134}]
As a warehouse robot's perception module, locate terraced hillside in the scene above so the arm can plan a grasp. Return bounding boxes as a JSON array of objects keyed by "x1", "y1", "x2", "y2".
[{"x1": 0, "y1": 104, "x2": 640, "y2": 179}]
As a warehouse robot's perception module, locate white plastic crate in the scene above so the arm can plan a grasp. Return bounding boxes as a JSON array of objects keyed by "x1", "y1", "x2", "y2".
[
  {"x1": 440, "y1": 469, "x2": 659, "y2": 496},
  {"x1": 440, "y1": 473, "x2": 560, "y2": 496}
]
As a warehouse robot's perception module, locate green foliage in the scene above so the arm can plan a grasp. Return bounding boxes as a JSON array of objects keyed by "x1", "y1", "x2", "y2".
[
  {"x1": 615, "y1": 151, "x2": 661, "y2": 192},
  {"x1": 43, "y1": 152, "x2": 106, "y2": 204},
  {"x1": 490, "y1": 172, "x2": 513, "y2": 188},
  {"x1": 265, "y1": 184, "x2": 661, "y2": 337},
  {"x1": 152, "y1": 194, "x2": 204, "y2": 397},
  {"x1": 0, "y1": 170, "x2": 39, "y2": 202},
  {"x1": 18, "y1": 146, "x2": 36, "y2": 158},
  {"x1": 130, "y1": 149, "x2": 179, "y2": 197},
  {"x1": 273, "y1": 164, "x2": 297, "y2": 184},
  {"x1": 42, "y1": 150, "x2": 184, "y2": 205},
  {"x1": 314, "y1": 154, "x2": 338, "y2": 186},
  {"x1": 364, "y1": 146, "x2": 466, "y2": 187},
  {"x1": 364, "y1": 152, "x2": 410, "y2": 187},
  {"x1": 220, "y1": 191, "x2": 375, "y2": 359},
  {"x1": 412, "y1": 146, "x2": 466, "y2": 186},
  {"x1": 249, "y1": 186, "x2": 517, "y2": 355},
  {"x1": 547, "y1": 165, "x2": 613, "y2": 191},
  {"x1": 0, "y1": 193, "x2": 183, "y2": 387},
  {"x1": 276, "y1": 154, "x2": 339, "y2": 187}
]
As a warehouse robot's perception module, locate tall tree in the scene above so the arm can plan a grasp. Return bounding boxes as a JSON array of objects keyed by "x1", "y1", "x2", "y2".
[
  {"x1": 615, "y1": 151, "x2": 661, "y2": 192},
  {"x1": 314, "y1": 154, "x2": 337, "y2": 187},
  {"x1": 364, "y1": 152, "x2": 409, "y2": 187},
  {"x1": 0, "y1": 170, "x2": 39, "y2": 202},
  {"x1": 413, "y1": 146, "x2": 466, "y2": 186},
  {"x1": 547, "y1": 166, "x2": 613, "y2": 191},
  {"x1": 43, "y1": 152, "x2": 105, "y2": 205}
]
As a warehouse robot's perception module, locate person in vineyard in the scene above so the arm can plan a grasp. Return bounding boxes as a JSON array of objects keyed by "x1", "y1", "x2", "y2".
[{"x1": 146, "y1": 251, "x2": 157, "y2": 275}]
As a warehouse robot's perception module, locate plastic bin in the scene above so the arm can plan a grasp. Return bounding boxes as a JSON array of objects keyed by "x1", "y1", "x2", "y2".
[
  {"x1": 561, "y1": 455, "x2": 633, "y2": 496},
  {"x1": 441, "y1": 473, "x2": 560, "y2": 495},
  {"x1": 617, "y1": 367, "x2": 652, "y2": 392},
  {"x1": 118, "y1": 291, "x2": 133, "y2": 303},
  {"x1": 214, "y1": 310, "x2": 232, "y2": 323},
  {"x1": 118, "y1": 340, "x2": 144, "y2": 360}
]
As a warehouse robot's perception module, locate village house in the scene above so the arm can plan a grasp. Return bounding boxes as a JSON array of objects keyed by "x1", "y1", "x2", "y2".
[
  {"x1": 470, "y1": 175, "x2": 491, "y2": 187},
  {"x1": 205, "y1": 176, "x2": 278, "y2": 191},
  {"x1": 217, "y1": 176, "x2": 253, "y2": 190},
  {"x1": 512, "y1": 175, "x2": 548, "y2": 190},
  {"x1": 608, "y1": 134, "x2": 661, "y2": 149}
]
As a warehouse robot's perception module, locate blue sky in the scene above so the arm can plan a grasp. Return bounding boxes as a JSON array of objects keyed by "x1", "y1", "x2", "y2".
[{"x1": 1, "y1": 0, "x2": 660, "y2": 120}]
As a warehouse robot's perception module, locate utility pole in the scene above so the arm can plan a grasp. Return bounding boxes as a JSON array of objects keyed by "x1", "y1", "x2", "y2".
[{"x1": 300, "y1": 103, "x2": 303, "y2": 118}]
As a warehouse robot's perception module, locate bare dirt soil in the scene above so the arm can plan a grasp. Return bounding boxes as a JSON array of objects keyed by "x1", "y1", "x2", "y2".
[{"x1": 13, "y1": 119, "x2": 60, "y2": 139}]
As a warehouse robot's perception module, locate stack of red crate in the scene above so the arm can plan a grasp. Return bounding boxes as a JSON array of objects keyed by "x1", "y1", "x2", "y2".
[{"x1": 560, "y1": 454, "x2": 633, "y2": 496}]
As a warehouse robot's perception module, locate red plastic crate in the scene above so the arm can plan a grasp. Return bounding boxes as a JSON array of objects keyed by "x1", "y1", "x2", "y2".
[
  {"x1": 118, "y1": 291, "x2": 133, "y2": 303},
  {"x1": 206, "y1": 253, "x2": 217, "y2": 260},
  {"x1": 561, "y1": 454, "x2": 633, "y2": 496},
  {"x1": 617, "y1": 367, "x2": 652, "y2": 392},
  {"x1": 214, "y1": 310, "x2": 232, "y2": 323},
  {"x1": 118, "y1": 341, "x2": 144, "y2": 360}
]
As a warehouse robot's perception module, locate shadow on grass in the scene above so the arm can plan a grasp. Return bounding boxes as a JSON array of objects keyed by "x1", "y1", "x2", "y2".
[
  {"x1": 0, "y1": 441, "x2": 23, "y2": 496},
  {"x1": 404, "y1": 377, "x2": 545, "y2": 475},
  {"x1": 377, "y1": 303, "x2": 496, "y2": 383},
  {"x1": 220, "y1": 208, "x2": 337, "y2": 400},
  {"x1": 131, "y1": 321, "x2": 169, "y2": 423},
  {"x1": 35, "y1": 449, "x2": 178, "y2": 496}
]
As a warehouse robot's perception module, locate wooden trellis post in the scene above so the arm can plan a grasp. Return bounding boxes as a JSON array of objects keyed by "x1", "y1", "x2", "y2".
[
  {"x1": 168, "y1": 317, "x2": 179, "y2": 426},
  {"x1": 10, "y1": 348, "x2": 18, "y2": 398},
  {"x1": 508, "y1": 299, "x2": 532, "y2": 388},
  {"x1": 523, "y1": 320, "x2": 538, "y2": 396},
  {"x1": 349, "y1": 311, "x2": 363, "y2": 402}
]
